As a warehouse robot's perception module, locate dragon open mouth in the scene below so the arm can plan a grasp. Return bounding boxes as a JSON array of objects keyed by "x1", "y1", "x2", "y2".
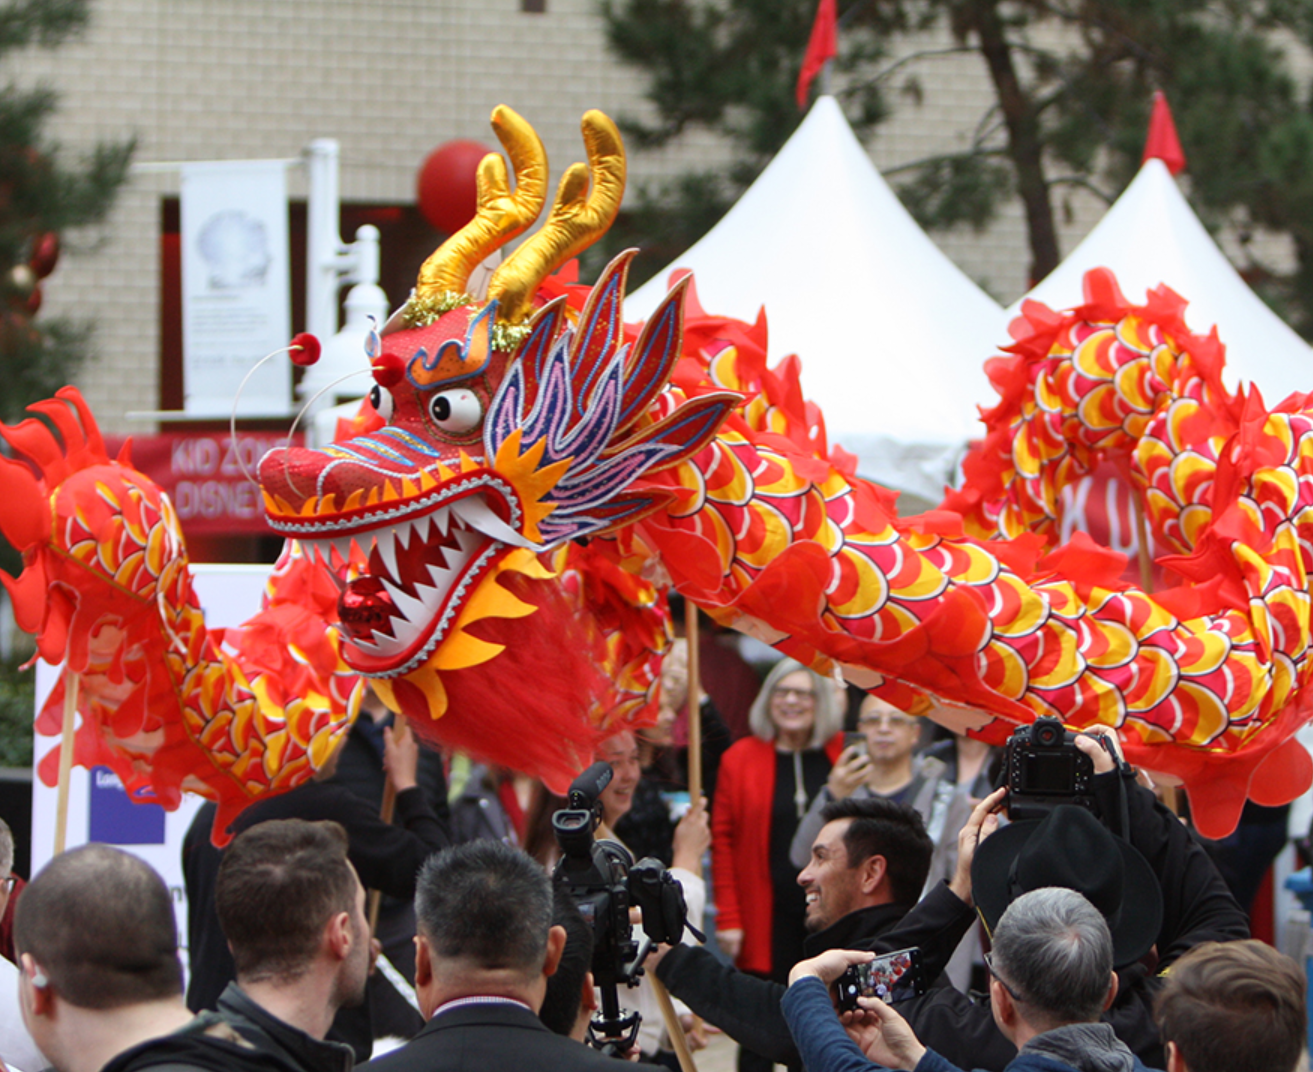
[{"x1": 299, "y1": 494, "x2": 515, "y2": 677}]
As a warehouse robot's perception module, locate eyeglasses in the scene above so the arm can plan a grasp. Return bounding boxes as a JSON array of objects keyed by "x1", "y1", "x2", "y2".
[
  {"x1": 984, "y1": 952, "x2": 1024, "y2": 1002},
  {"x1": 859, "y1": 713, "x2": 916, "y2": 729},
  {"x1": 772, "y1": 687, "x2": 816, "y2": 702}
]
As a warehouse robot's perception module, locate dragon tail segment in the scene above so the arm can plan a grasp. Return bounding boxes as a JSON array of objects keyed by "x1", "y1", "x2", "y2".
[{"x1": 1, "y1": 388, "x2": 356, "y2": 844}]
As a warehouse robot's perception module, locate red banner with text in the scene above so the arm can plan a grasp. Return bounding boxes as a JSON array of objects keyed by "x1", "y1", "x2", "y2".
[{"x1": 103, "y1": 431, "x2": 302, "y2": 537}]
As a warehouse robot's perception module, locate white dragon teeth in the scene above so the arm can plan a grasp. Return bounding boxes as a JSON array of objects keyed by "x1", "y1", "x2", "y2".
[
  {"x1": 433, "y1": 505, "x2": 452, "y2": 538},
  {"x1": 411, "y1": 511, "x2": 432, "y2": 544},
  {"x1": 381, "y1": 578, "x2": 430, "y2": 625},
  {"x1": 373, "y1": 526, "x2": 401, "y2": 580},
  {"x1": 451, "y1": 495, "x2": 538, "y2": 549}
]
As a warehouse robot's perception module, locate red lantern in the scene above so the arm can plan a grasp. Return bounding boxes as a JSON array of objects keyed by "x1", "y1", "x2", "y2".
[
  {"x1": 29, "y1": 232, "x2": 59, "y2": 279},
  {"x1": 416, "y1": 140, "x2": 494, "y2": 234}
]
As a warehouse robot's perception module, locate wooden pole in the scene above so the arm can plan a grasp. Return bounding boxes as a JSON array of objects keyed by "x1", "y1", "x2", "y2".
[
  {"x1": 651, "y1": 974, "x2": 698, "y2": 1072},
  {"x1": 683, "y1": 601, "x2": 703, "y2": 804},
  {"x1": 53, "y1": 673, "x2": 78, "y2": 856},
  {"x1": 1133, "y1": 497, "x2": 1181, "y2": 814},
  {"x1": 367, "y1": 718, "x2": 407, "y2": 934}
]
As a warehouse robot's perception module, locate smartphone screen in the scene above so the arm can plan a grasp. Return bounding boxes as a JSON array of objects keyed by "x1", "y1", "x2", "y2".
[{"x1": 837, "y1": 947, "x2": 925, "y2": 1010}]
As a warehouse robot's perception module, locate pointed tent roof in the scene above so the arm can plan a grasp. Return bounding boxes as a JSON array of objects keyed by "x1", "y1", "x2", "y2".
[
  {"x1": 1013, "y1": 158, "x2": 1313, "y2": 401},
  {"x1": 625, "y1": 96, "x2": 1007, "y2": 504}
]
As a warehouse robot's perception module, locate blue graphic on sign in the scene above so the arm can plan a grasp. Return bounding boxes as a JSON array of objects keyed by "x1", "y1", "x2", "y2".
[{"x1": 88, "y1": 766, "x2": 166, "y2": 845}]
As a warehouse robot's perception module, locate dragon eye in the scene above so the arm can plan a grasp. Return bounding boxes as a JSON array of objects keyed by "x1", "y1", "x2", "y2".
[
  {"x1": 369, "y1": 384, "x2": 394, "y2": 421},
  {"x1": 429, "y1": 388, "x2": 482, "y2": 434}
]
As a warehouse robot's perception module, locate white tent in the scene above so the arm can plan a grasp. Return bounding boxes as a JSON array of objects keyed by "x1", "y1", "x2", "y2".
[
  {"x1": 1014, "y1": 157, "x2": 1313, "y2": 401},
  {"x1": 625, "y1": 96, "x2": 1007, "y2": 506}
]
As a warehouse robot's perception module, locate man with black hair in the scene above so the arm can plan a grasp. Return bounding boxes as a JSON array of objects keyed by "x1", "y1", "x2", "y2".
[
  {"x1": 364, "y1": 840, "x2": 635, "y2": 1072},
  {"x1": 1154, "y1": 939, "x2": 1305, "y2": 1072},
  {"x1": 652, "y1": 796, "x2": 1017, "y2": 1071}
]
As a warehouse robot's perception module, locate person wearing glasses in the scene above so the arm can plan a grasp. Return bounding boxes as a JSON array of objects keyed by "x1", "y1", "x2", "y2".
[
  {"x1": 782, "y1": 887, "x2": 1155, "y2": 1072},
  {"x1": 711, "y1": 658, "x2": 844, "y2": 1072},
  {"x1": 789, "y1": 697, "x2": 951, "y2": 878}
]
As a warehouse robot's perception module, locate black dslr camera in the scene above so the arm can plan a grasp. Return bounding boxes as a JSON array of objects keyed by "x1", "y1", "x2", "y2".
[
  {"x1": 552, "y1": 762, "x2": 698, "y2": 1055},
  {"x1": 1004, "y1": 716, "x2": 1108, "y2": 821}
]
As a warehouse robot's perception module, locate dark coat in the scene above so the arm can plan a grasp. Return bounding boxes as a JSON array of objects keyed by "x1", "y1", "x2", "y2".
[
  {"x1": 362, "y1": 1000, "x2": 646, "y2": 1072},
  {"x1": 100, "y1": 985, "x2": 353, "y2": 1072}
]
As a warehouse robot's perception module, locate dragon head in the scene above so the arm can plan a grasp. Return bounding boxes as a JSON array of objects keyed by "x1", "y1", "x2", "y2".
[{"x1": 256, "y1": 107, "x2": 737, "y2": 738}]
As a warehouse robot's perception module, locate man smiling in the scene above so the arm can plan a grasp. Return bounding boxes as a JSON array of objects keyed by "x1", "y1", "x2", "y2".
[{"x1": 653, "y1": 797, "x2": 939, "y2": 1072}]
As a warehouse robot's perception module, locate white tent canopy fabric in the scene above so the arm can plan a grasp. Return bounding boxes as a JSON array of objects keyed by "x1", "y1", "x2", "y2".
[
  {"x1": 625, "y1": 96, "x2": 1007, "y2": 505},
  {"x1": 1013, "y1": 158, "x2": 1313, "y2": 402}
]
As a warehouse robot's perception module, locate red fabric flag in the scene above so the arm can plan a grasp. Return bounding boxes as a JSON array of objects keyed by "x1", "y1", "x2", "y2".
[
  {"x1": 796, "y1": 0, "x2": 838, "y2": 110},
  {"x1": 1142, "y1": 90, "x2": 1187, "y2": 175}
]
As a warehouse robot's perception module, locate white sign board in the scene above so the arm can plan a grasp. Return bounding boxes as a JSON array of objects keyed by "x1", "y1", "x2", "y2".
[
  {"x1": 30, "y1": 565, "x2": 273, "y2": 971},
  {"x1": 181, "y1": 161, "x2": 292, "y2": 417}
]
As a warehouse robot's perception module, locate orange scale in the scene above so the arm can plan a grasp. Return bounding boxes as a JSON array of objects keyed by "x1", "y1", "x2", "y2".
[
  {"x1": 704, "y1": 446, "x2": 755, "y2": 507},
  {"x1": 1121, "y1": 646, "x2": 1180, "y2": 712},
  {"x1": 869, "y1": 601, "x2": 924, "y2": 640},
  {"x1": 884, "y1": 545, "x2": 949, "y2": 602},
  {"x1": 1115, "y1": 315, "x2": 1155, "y2": 354},
  {"x1": 1028, "y1": 623, "x2": 1085, "y2": 689},
  {"x1": 1113, "y1": 359, "x2": 1155, "y2": 412},
  {"x1": 1073, "y1": 329, "x2": 1118, "y2": 380},
  {"x1": 979, "y1": 640, "x2": 1030, "y2": 700},
  {"x1": 828, "y1": 546, "x2": 890, "y2": 619},
  {"x1": 1076, "y1": 384, "x2": 1125, "y2": 434},
  {"x1": 735, "y1": 501, "x2": 796, "y2": 571}
]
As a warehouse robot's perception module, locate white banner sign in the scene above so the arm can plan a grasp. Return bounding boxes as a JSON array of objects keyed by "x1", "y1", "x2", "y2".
[{"x1": 181, "y1": 161, "x2": 292, "y2": 417}]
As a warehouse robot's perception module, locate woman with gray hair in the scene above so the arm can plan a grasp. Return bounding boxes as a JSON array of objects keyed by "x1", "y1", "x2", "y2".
[{"x1": 711, "y1": 658, "x2": 844, "y2": 1072}]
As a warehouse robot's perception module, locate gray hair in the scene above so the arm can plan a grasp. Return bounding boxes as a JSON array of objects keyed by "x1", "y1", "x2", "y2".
[
  {"x1": 0, "y1": 817, "x2": 12, "y2": 877},
  {"x1": 747, "y1": 658, "x2": 842, "y2": 749},
  {"x1": 991, "y1": 887, "x2": 1113, "y2": 1027}
]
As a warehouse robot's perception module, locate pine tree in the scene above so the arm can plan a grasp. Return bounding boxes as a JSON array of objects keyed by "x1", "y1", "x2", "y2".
[
  {"x1": 0, "y1": 0, "x2": 133, "y2": 632},
  {"x1": 0, "y1": 0, "x2": 133, "y2": 424}
]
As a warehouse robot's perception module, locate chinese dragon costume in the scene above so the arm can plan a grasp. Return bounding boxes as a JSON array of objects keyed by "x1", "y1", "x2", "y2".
[{"x1": 3, "y1": 105, "x2": 1310, "y2": 839}]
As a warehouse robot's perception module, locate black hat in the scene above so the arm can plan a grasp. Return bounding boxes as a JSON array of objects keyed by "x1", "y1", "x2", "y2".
[{"x1": 972, "y1": 805, "x2": 1163, "y2": 969}]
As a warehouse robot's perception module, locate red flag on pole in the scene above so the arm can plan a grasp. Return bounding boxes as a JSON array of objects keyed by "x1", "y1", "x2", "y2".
[
  {"x1": 1141, "y1": 90, "x2": 1187, "y2": 175},
  {"x1": 796, "y1": 0, "x2": 838, "y2": 110}
]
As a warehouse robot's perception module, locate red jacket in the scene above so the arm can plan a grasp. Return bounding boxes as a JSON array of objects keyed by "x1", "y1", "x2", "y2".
[{"x1": 711, "y1": 733, "x2": 844, "y2": 976}]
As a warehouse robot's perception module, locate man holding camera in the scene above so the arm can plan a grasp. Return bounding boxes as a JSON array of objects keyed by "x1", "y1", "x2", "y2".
[
  {"x1": 650, "y1": 796, "x2": 1024, "y2": 1071},
  {"x1": 781, "y1": 887, "x2": 1154, "y2": 1072},
  {"x1": 855, "y1": 725, "x2": 1248, "y2": 1070},
  {"x1": 363, "y1": 840, "x2": 638, "y2": 1072}
]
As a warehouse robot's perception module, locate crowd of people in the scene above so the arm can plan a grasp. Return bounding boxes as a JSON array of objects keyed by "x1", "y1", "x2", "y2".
[{"x1": 0, "y1": 642, "x2": 1308, "y2": 1072}]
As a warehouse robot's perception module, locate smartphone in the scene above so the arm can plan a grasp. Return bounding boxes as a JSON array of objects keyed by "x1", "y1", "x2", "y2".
[
  {"x1": 843, "y1": 731, "x2": 868, "y2": 756},
  {"x1": 836, "y1": 947, "x2": 925, "y2": 1011}
]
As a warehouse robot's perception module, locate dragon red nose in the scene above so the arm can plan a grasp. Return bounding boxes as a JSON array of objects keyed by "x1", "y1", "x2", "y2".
[{"x1": 338, "y1": 576, "x2": 396, "y2": 643}]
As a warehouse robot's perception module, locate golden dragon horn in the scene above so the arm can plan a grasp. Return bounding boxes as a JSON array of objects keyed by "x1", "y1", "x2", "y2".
[
  {"x1": 486, "y1": 109, "x2": 626, "y2": 326},
  {"x1": 409, "y1": 105, "x2": 549, "y2": 317}
]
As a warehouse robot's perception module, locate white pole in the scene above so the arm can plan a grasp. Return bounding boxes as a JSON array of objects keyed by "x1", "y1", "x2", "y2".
[{"x1": 305, "y1": 138, "x2": 344, "y2": 345}]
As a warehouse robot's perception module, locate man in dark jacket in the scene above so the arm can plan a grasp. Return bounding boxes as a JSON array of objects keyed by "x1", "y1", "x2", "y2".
[
  {"x1": 652, "y1": 797, "x2": 1019, "y2": 1070},
  {"x1": 364, "y1": 840, "x2": 640, "y2": 1072},
  {"x1": 203, "y1": 819, "x2": 369, "y2": 1072},
  {"x1": 183, "y1": 714, "x2": 450, "y2": 1057},
  {"x1": 782, "y1": 888, "x2": 1154, "y2": 1072}
]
